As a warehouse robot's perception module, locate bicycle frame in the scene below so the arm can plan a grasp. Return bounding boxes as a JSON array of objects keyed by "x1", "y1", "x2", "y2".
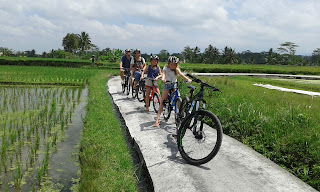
[
  {"x1": 146, "y1": 79, "x2": 159, "y2": 102},
  {"x1": 166, "y1": 84, "x2": 181, "y2": 114}
]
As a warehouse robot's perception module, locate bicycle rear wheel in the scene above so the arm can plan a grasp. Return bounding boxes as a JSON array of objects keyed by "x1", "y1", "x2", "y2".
[
  {"x1": 152, "y1": 92, "x2": 160, "y2": 113},
  {"x1": 177, "y1": 110, "x2": 222, "y2": 165},
  {"x1": 163, "y1": 99, "x2": 171, "y2": 121}
]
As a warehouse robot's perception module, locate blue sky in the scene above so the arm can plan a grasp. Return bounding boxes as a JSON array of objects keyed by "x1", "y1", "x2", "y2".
[{"x1": 1, "y1": 0, "x2": 320, "y2": 55}]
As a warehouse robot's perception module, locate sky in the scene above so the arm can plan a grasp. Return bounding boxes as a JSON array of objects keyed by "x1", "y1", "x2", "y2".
[{"x1": 1, "y1": 0, "x2": 320, "y2": 55}]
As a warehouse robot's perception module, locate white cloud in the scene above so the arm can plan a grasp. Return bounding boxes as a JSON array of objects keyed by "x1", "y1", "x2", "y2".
[{"x1": 0, "y1": 0, "x2": 320, "y2": 55}]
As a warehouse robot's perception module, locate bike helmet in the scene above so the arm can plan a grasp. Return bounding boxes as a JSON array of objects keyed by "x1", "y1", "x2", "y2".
[
  {"x1": 168, "y1": 56, "x2": 179, "y2": 64},
  {"x1": 134, "y1": 49, "x2": 140, "y2": 53},
  {"x1": 125, "y1": 49, "x2": 131, "y2": 52},
  {"x1": 150, "y1": 55, "x2": 159, "y2": 61}
]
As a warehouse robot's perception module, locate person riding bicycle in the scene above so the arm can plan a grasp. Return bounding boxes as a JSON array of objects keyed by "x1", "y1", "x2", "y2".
[
  {"x1": 154, "y1": 56, "x2": 192, "y2": 127},
  {"x1": 120, "y1": 49, "x2": 133, "y2": 85},
  {"x1": 141, "y1": 55, "x2": 162, "y2": 112},
  {"x1": 130, "y1": 49, "x2": 145, "y2": 92}
]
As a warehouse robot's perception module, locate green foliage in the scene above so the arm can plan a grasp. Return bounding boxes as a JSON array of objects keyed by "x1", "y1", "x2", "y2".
[
  {"x1": 62, "y1": 33, "x2": 79, "y2": 53},
  {"x1": 79, "y1": 73, "x2": 137, "y2": 191}
]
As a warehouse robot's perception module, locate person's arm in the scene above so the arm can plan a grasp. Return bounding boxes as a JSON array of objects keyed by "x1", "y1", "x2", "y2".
[
  {"x1": 120, "y1": 56, "x2": 123, "y2": 71},
  {"x1": 177, "y1": 68, "x2": 192, "y2": 83},
  {"x1": 161, "y1": 69, "x2": 167, "y2": 83},
  {"x1": 130, "y1": 58, "x2": 134, "y2": 71},
  {"x1": 140, "y1": 65, "x2": 148, "y2": 80}
]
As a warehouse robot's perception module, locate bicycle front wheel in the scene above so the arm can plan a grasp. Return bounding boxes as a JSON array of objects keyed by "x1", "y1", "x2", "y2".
[
  {"x1": 132, "y1": 83, "x2": 136, "y2": 98},
  {"x1": 177, "y1": 110, "x2": 222, "y2": 165},
  {"x1": 163, "y1": 99, "x2": 171, "y2": 121},
  {"x1": 153, "y1": 92, "x2": 160, "y2": 113},
  {"x1": 175, "y1": 97, "x2": 182, "y2": 127},
  {"x1": 137, "y1": 83, "x2": 145, "y2": 102},
  {"x1": 126, "y1": 77, "x2": 131, "y2": 95}
]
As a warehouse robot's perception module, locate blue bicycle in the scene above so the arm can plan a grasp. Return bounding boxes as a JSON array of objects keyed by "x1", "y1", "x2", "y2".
[{"x1": 162, "y1": 81, "x2": 184, "y2": 127}]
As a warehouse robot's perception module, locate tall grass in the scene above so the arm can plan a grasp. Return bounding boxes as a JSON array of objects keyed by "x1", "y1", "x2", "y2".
[{"x1": 186, "y1": 76, "x2": 320, "y2": 190}]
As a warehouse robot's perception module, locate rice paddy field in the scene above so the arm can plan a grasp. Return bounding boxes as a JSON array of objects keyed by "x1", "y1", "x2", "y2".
[{"x1": 0, "y1": 66, "x2": 137, "y2": 191}]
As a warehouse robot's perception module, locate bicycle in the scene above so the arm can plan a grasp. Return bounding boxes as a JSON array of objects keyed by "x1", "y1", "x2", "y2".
[
  {"x1": 131, "y1": 68, "x2": 143, "y2": 99},
  {"x1": 142, "y1": 78, "x2": 161, "y2": 113},
  {"x1": 177, "y1": 74, "x2": 223, "y2": 165},
  {"x1": 162, "y1": 81, "x2": 184, "y2": 127},
  {"x1": 135, "y1": 78, "x2": 146, "y2": 102},
  {"x1": 122, "y1": 68, "x2": 132, "y2": 95}
]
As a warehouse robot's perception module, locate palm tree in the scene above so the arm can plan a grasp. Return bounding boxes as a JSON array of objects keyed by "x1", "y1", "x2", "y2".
[
  {"x1": 222, "y1": 46, "x2": 238, "y2": 64},
  {"x1": 265, "y1": 48, "x2": 277, "y2": 65},
  {"x1": 78, "y1": 31, "x2": 91, "y2": 52}
]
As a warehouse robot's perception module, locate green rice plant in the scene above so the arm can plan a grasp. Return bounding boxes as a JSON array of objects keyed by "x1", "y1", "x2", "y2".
[
  {"x1": 36, "y1": 165, "x2": 43, "y2": 185},
  {"x1": 13, "y1": 162, "x2": 23, "y2": 188}
]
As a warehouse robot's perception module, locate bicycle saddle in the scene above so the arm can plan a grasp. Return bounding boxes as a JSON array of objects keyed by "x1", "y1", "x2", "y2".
[{"x1": 187, "y1": 85, "x2": 196, "y2": 91}]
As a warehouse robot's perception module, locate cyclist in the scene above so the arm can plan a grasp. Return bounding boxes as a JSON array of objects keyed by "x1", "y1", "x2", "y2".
[
  {"x1": 141, "y1": 55, "x2": 162, "y2": 112},
  {"x1": 154, "y1": 56, "x2": 192, "y2": 127},
  {"x1": 130, "y1": 49, "x2": 145, "y2": 92},
  {"x1": 120, "y1": 49, "x2": 133, "y2": 85}
]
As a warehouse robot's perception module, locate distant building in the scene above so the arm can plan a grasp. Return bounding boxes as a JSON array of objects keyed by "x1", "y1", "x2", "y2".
[{"x1": 0, "y1": 52, "x2": 3, "y2": 56}]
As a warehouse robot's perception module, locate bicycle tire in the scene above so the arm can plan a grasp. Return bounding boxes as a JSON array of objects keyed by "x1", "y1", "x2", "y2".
[
  {"x1": 126, "y1": 77, "x2": 130, "y2": 95},
  {"x1": 177, "y1": 110, "x2": 222, "y2": 165},
  {"x1": 163, "y1": 99, "x2": 171, "y2": 121},
  {"x1": 137, "y1": 85, "x2": 145, "y2": 102},
  {"x1": 122, "y1": 83, "x2": 125, "y2": 93},
  {"x1": 132, "y1": 83, "x2": 136, "y2": 99},
  {"x1": 175, "y1": 97, "x2": 182, "y2": 127},
  {"x1": 179, "y1": 97, "x2": 190, "y2": 121},
  {"x1": 153, "y1": 92, "x2": 160, "y2": 113}
]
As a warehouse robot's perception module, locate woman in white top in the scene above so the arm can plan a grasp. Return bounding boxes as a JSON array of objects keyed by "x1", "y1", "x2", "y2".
[{"x1": 154, "y1": 56, "x2": 192, "y2": 127}]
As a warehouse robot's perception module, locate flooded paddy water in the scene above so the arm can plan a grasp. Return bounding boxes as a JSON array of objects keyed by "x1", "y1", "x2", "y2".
[{"x1": 0, "y1": 85, "x2": 87, "y2": 191}]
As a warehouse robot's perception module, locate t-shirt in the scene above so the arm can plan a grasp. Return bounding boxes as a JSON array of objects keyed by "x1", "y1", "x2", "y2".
[
  {"x1": 121, "y1": 55, "x2": 133, "y2": 68},
  {"x1": 163, "y1": 66, "x2": 178, "y2": 82},
  {"x1": 130, "y1": 57, "x2": 145, "y2": 70}
]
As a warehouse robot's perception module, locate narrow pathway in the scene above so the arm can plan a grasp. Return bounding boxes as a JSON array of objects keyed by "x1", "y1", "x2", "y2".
[{"x1": 108, "y1": 76, "x2": 316, "y2": 192}]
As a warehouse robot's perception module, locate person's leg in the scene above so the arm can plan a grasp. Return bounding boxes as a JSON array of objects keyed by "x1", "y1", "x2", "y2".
[
  {"x1": 154, "y1": 90, "x2": 169, "y2": 127},
  {"x1": 134, "y1": 71, "x2": 141, "y2": 90},
  {"x1": 145, "y1": 87, "x2": 151, "y2": 111},
  {"x1": 156, "y1": 87, "x2": 161, "y2": 101},
  {"x1": 120, "y1": 70, "x2": 124, "y2": 84}
]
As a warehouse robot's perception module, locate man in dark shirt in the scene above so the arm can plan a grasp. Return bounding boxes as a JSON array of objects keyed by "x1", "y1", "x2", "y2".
[{"x1": 120, "y1": 49, "x2": 133, "y2": 84}]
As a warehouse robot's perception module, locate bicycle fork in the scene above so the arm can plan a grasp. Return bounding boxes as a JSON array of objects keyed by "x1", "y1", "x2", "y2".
[{"x1": 189, "y1": 100, "x2": 207, "y2": 138}]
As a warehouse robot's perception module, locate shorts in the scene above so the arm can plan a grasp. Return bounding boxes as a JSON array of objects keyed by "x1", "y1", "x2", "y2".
[
  {"x1": 133, "y1": 71, "x2": 141, "y2": 82},
  {"x1": 145, "y1": 79, "x2": 158, "y2": 87},
  {"x1": 163, "y1": 82, "x2": 176, "y2": 90}
]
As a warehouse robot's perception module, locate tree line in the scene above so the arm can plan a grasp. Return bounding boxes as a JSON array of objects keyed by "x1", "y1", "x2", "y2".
[{"x1": 1, "y1": 32, "x2": 320, "y2": 66}]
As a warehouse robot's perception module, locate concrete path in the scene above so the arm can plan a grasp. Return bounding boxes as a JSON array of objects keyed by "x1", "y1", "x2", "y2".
[{"x1": 107, "y1": 76, "x2": 317, "y2": 192}]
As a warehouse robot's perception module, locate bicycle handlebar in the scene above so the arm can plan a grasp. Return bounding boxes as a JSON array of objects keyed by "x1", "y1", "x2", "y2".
[{"x1": 186, "y1": 74, "x2": 222, "y2": 93}]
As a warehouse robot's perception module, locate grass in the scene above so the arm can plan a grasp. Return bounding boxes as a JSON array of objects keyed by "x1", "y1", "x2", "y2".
[
  {"x1": 79, "y1": 71, "x2": 137, "y2": 191},
  {"x1": 178, "y1": 63, "x2": 320, "y2": 75},
  {"x1": 182, "y1": 75, "x2": 320, "y2": 190}
]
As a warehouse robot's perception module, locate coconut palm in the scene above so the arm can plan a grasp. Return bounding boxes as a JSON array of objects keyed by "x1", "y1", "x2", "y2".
[{"x1": 78, "y1": 31, "x2": 91, "y2": 52}]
